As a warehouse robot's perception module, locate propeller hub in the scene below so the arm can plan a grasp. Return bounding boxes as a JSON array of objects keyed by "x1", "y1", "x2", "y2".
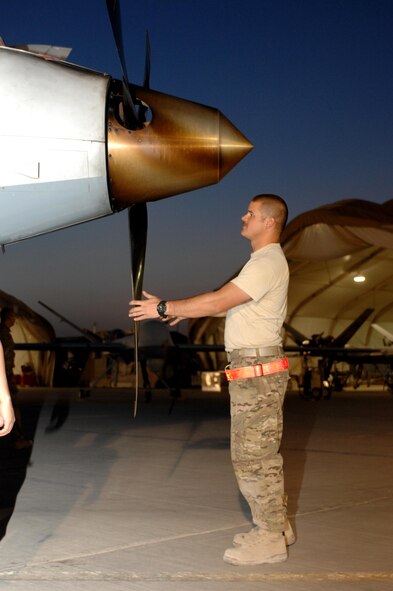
[{"x1": 106, "y1": 83, "x2": 253, "y2": 208}]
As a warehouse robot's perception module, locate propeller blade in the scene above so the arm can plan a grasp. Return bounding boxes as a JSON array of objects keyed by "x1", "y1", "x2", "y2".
[
  {"x1": 128, "y1": 202, "x2": 148, "y2": 417},
  {"x1": 106, "y1": 0, "x2": 142, "y2": 129},
  {"x1": 128, "y1": 202, "x2": 148, "y2": 300},
  {"x1": 143, "y1": 30, "x2": 151, "y2": 89},
  {"x1": 138, "y1": 31, "x2": 151, "y2": 124}
]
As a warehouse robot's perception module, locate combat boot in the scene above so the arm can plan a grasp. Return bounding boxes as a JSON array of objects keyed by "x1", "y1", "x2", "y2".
[
  {"x1": 233, "y1": 519, "x2": 296, "y2": 547},
  {"x1": 224, "y1": 530, "x2": 287, "y2": 566}
]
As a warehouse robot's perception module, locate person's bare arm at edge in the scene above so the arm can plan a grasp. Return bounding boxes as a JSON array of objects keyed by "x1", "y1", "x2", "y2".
[
  {"x1": 129, "y1": 282, "x2": 251, "y2": 325},
  {"x1": 0, "y1": 342, "x2": 15, "y2": 437}
]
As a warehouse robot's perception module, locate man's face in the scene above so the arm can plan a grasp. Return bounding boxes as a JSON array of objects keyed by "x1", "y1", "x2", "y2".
[{"x1": 241, "y1": 200, "x2": 267, "y2": 241}]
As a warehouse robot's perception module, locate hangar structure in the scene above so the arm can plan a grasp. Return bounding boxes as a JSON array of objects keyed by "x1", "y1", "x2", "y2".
[
  {"x1": 0, "y1": 290, "x2": 55, "y2": 386},
  {"x1": 282, "y1": 199, "x2": 393, "y2": 349},
  {"x1": 189, "y1": 199, "x2": 393, "y2": 370}
]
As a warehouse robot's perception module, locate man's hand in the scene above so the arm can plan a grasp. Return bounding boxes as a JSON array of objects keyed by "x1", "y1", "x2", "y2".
[
  {"x1": 129, "y1": 291, "x2": 160, "y2": 321},
  {"x1": 129, "y1": 291, "x2": 184, "y2": 326}
]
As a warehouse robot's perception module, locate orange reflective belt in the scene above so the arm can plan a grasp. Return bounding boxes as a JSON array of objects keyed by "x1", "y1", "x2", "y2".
[{"x1": 225, "y1": 357, "x2": 289, "y2": 381}]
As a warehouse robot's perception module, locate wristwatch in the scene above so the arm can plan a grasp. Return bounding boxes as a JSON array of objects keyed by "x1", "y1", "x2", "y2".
[{"x1": 157, "y1": 300, "x2": 168, "y2": 319}]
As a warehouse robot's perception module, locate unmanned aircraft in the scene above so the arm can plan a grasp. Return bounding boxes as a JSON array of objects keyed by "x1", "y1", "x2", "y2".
[
  {"x1": 15, "y1": 301, "x2": 207, "y2": 411},
  {"x1": 283, "y1": 308, "x2": 380, "y2": 399}
]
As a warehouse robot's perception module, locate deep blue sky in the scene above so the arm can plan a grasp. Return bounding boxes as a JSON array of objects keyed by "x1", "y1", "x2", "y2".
[{"x1": 1, "y1": 0, "x2": 392, "y2": 336}]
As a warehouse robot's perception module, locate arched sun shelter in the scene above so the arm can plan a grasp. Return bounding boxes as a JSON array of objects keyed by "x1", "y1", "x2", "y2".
[{"x1": 0, "y1": 290, "x2": 56, "y2": 385}]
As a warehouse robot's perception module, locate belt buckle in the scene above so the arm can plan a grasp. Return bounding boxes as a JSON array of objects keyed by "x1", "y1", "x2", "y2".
[
  {"x1": 225, "y1": 364, "x2": 263, "y2": 381},
  {"x1": 225, "y1": 358, "x2": 288, "y2": 382}
]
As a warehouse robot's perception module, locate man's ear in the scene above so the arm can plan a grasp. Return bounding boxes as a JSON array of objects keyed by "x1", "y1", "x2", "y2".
[{"x1": 264, "y1": 216, "x2": 275, "y2": 229}]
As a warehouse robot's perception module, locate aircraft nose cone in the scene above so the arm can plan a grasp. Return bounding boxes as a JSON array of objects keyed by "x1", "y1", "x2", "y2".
[
  {"x1": 218, "y1": 112, "x2": 253, "y2": 179},
  {"x1": 107, "y1": 84, "x2": 254, "y2": 207}
]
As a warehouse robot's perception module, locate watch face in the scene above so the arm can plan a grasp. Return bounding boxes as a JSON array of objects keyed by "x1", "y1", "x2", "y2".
[{"x1": 157, "y1": 301, "x2": 167, "y2": 317}]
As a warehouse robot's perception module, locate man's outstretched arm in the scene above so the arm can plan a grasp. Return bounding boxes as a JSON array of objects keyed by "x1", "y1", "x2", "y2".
[{"x1": 129, "y1": 282, "x2": 250, "y2": 324}]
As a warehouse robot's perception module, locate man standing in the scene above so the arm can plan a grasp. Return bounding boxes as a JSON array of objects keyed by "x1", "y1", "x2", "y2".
[{"x1": 129, "y1": 194, "x2": 294, "y2": 565}]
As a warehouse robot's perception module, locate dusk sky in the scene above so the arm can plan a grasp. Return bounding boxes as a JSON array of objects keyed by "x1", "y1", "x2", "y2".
[{"x1": 1, "y1": 0, "x2": 392, "y2": 336}]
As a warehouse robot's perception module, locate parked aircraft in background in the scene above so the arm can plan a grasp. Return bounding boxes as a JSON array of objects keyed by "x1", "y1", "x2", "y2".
[
  {"x1": 284, "y1": 310, "x2": 393, "y2": 398},
  {"x1": 14, "y1": 301, "x2": 392, "y2": 407},
  {"x1": 14, "y1": 301, "x2": 202, "y2": 415}
]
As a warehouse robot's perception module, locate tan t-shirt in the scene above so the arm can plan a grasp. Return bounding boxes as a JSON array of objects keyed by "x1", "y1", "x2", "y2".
[{"x1": 224, "y1": 243, "x2": 289, "y2": 351}]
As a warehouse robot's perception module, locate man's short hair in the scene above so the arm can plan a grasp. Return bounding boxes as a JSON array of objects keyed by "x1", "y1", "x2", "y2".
[
  {"x1": 251, "y1": 194, "x2": 288, "y2": 231},
  {"x1": 0, "y1": 307, "x2": 15, "y2": 323}
]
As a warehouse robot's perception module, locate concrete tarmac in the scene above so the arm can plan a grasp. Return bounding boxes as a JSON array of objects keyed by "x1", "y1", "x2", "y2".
[{"x1": 0, "y1": 385, "x2": 392, "y2": 590}]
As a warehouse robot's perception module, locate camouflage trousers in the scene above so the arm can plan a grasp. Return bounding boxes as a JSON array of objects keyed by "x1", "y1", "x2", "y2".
[{"x1": 228, "y1": 348, "x2": 289, "y2": 533}]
